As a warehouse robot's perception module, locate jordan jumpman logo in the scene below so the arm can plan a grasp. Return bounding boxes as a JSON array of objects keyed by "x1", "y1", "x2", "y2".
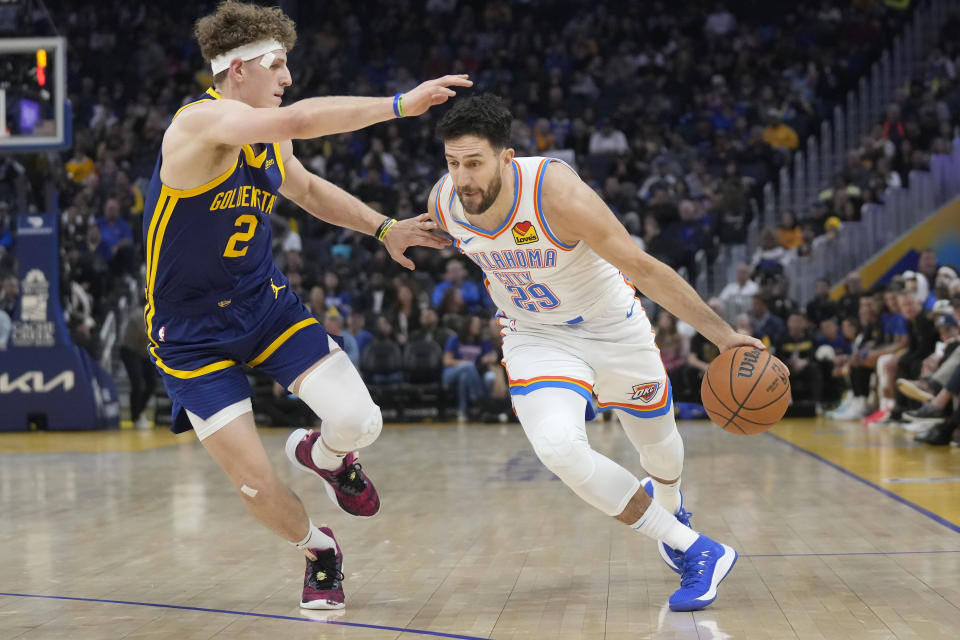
[{"x1": 270, "y1": 278, "x2": 287, "y2": 299}]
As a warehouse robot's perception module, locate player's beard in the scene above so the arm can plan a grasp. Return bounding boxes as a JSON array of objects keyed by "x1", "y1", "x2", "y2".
[{"x1": 459, "y1": 171, "x2": 503, "y2": 215}]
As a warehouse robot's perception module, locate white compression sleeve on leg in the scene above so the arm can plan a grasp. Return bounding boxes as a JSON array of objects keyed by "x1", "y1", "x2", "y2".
[
  {"x1": 513, "y1": 388, "x2": 641, "y2": 517},
  {"x1": 618, "y1": 411, "x2": 684, "y2": 513},
  {"x1": 294, "y1": 350, "x2": 383, "y2": 452}
]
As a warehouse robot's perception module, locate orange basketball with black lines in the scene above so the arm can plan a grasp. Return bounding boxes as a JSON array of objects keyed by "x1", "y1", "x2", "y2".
[{"x1": 700, "y1": 347, "x2": 791, "y2": 434}]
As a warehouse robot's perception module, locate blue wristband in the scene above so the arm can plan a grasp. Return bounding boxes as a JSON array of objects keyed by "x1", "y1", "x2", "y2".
[{"x1": 392, "y1": 92, "x2": 403, "y2": 118}]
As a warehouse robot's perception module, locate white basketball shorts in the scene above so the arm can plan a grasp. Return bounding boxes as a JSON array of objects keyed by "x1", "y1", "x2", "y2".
[{"x1": 497, "y1": 297, "x2": 673, "y2": 418}]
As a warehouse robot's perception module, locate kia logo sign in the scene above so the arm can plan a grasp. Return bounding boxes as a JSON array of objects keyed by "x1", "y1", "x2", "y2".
[{"x1": 0, "y1": 371, "x2": 76, "y2": 393}]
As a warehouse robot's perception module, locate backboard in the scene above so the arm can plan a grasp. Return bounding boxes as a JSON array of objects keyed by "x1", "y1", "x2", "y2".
[{"x1": 0, "y1": 36, "x2": 70, "y2": 150}]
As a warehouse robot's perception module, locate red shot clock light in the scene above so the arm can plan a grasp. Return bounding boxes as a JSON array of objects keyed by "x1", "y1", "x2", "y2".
[{"x1": 36, "y1": 48, "x2": 47, "y2": 87}]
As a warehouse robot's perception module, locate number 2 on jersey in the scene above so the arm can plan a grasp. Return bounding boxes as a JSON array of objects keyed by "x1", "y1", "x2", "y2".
[
  {"x1": 507, "y1": 282, "x2": 560, "y2": 311},
  {"x1": 223, "y1": 214, "x2": 258, "y2": 258}
]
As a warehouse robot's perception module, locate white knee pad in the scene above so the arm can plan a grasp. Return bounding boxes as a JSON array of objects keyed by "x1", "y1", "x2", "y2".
[
  {"x1": 295, "y1": 350, "x2": 383, "y2": 451},
  {"x1": 529, "y1": 426, "x2": 596, "y2": 486},
  {"x1": 618, "y1": 412, "x2": 684, "y2": 481},
  {"x1": 514, "y1": 388, "x2": 642, "y2": 516}
]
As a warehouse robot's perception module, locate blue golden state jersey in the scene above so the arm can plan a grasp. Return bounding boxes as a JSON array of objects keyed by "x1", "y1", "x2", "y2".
[{"x1": 142, "y1": 87, "x2": 285, "y2": 320}]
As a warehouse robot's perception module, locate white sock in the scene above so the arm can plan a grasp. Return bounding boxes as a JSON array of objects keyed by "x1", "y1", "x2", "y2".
[
  {"x1": 311, "y1": 434, "x2": 346, "y2": 471},
  {"x1": 651, "y1": 478, "x2": 682, "y2": 515},
  {"x1": 630, "y1": 501, "x2": 699, "y2": 552},
  {"x1": 880, "y1": 396, "x2": 895, "y2": 411},
  {"x1": 294, "y1": 521, "x2": 335, "y2": 557}
]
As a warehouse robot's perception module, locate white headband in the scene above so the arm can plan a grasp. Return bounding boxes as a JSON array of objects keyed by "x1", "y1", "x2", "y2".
[{"x1": 210, "y1": 38, "x2": 284, "y2": 75}]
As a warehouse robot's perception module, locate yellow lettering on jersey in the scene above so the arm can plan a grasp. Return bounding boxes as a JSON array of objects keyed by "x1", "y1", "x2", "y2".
[{"x1": 209, "y1": 187, "x2": 276, "y2": 213}]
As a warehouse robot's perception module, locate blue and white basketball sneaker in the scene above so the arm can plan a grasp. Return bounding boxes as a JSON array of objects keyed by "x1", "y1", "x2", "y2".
[
  {"x1": 640, "y1": 476, "x2": 693, "y2": 574},
  {"x1": 668, "y1": 534, "x2": 738, "y2": 611}
]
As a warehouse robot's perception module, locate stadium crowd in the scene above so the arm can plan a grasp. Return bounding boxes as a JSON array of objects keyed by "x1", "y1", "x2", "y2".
[{"x1": 0, "y1": 0, "x2": 958, "y2": 443}]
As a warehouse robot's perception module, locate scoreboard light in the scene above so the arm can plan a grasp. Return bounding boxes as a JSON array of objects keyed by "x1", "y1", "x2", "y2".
[{"x1": 36, "y1": 48, "x2": 47, "y2": 86}]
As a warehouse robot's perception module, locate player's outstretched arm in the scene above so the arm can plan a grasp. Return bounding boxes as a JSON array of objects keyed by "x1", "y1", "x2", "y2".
[
  {"x1": 539, "y1": 163, "x2": 765, "y2": 353},
  {"x1": 178, "y1": 75, "x2": 472, "y2": 147},
  {"x1": 279, "y1": 146, "x2": 449, "y2": 270}
]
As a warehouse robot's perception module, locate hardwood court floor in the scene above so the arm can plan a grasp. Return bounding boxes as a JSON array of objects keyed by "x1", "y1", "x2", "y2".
[{"x1": 0, "y1": 417, "x2": 958, "y2": 640}]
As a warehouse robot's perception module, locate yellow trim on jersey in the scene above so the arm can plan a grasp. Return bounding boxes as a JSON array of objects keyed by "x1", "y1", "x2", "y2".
[
  {"x1": 152, "y1": 357, "x2": 238, "y2": 379},
  {"x1": 206, "y1": 87, "x2": 222, "y2": 99},
  {"x1": 172, "y1": 98, "x2": 211, "y2": 121},
  {"x1": 242, "y1": 144, "x2": 269, "y2": 168},
  {"x1": 247, "y1": 317, "x2": 319, "y2": 367},
  {"x1": 162, "y1": 158, "x2": 239, "y2": 198},
  {"x1": 144, "y1": 186, "x2": 236, "y2": 379},
  {"x1": 273, "y1": 142, "x2": 286, "y2": 185}
]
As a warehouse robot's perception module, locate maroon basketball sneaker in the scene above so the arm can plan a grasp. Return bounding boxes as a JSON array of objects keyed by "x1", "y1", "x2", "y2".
[
  {"x1": 301, "y1": 525, "x2": 345, "y2": 610},
  {"x1": 285, "y1": 428, "x2": 381, "y2": 517}
]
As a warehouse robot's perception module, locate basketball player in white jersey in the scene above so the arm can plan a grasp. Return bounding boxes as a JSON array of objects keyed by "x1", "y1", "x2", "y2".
[{"x1": 429, "y1": 95, "x2": 768, "y2": 612}]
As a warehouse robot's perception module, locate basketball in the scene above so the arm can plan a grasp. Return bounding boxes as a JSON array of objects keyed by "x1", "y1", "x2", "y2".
[{"x1": 700, "y1": 347, "x2": 791, "y2": 435}]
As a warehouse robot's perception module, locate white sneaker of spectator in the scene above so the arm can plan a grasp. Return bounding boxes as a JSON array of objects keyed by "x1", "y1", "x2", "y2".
[
  {"x1": 901, "y1": 418, "x2": 939, "y2": 433},
  {"x1": 135, "y1": 415, "x2": 152, "y2": 430}
]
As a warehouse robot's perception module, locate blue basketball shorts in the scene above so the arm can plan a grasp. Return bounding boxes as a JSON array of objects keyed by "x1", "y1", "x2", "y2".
[{"x1": 149, "y1": 270, "x2": 334, "y2": 434}]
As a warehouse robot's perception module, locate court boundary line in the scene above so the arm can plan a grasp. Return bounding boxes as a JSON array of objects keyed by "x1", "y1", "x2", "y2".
[
  {"x1": 0, "y1": 593, "x2": 491, "y2": 640},
  {"x1": 742, "y1": 550, "x2": 960, "y2": 558},
  {"x1": 765, "y1": 432, "x2": 960, "y2": 536}
]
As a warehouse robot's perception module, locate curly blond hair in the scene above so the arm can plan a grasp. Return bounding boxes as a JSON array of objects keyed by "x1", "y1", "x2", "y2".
[{"x1": 194, "y1": 0, "x2": 297, "y2": 83}]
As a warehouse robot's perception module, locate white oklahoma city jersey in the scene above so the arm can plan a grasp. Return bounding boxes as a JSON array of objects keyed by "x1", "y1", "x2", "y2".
[
  {"x1": 433, "y1": 156, "x2": 636, "y2": 326},
  {"x1": 434, "y1": 156, "x2": 672, "y2": 420}
]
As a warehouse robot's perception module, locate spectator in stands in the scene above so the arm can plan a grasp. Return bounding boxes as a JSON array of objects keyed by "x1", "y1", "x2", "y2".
[
  {"x1": 325, "y1": 312, "x2": 359, "y2": 370},
  {"x1": 686, "y1": 297, "x2": 725, "y2": 397},
  {"x1": 762, "y1": 109, "x2": 799, "y2": 154},
  {"x1": 0, "y1": 306, "x2": 9, "y2": 350},
  {"x1": 815, "y1": 315, "x2": 852, "y2": 405},
  {"x1": 750, "y1": 227, "x2": 791, "y2": 282},
  {"x1": 443, "y1": 314, "x2": 493, "y2": 422},
  {"x1": 750, "y1": 294, "x2": 785, "y2": 349},
  {"x1": 655, "y1": 310, "x2": 688, "y2": 381},
  {"x1": 0, "y1": 203, "x2": 13, "y2": 261},
  {"x1": 718, "y1": 263, "x2": 758, "y2": 321},
  {"x1": 347, "y1": 312, "x2": 374, "y2": 356},
  {"x1": 934, "y1": 265, "x2": 959, "y2": 300},
  {"x1": 838, "y1": 271, "x2": 863, "y2": 320},
  {"x1": 778, "y1": 210, "x2": 803, "y2": 250},
  {"x1": 323, "y1": 270, "x2": 353, "y2": 317},
  {"x1": 307, "y1": 286, "x2": 336, "y2": 320},
  {"x1": 387, "y1": 282, "x2": 421, "y2": 345},
  {"x1": 412, "y1": 307, "x2": 452, "y2": 352},
  {"x1": 354, "y1": 271, "x2": 394, "y2": 318},
  {"x1": 431, "y1": 258, "x2": 483, "y2": 313},
  {"x1": 828, "y1": 297, "x2": 887, "y2": 419},
  {"x1": 805, "y1": 278, "x2": 839, "y2": 327},
  {"x1": 119, "y1": 312, "x2": 156, "y2": 430},
  {"x1": 95, "y1": 197, "x2": 134, "y2": 275},
  {"x1": 777, "y1": 311, "x2": 824, "y2": 413},
  {"x1": 901, "y1": 302, "x2": 960, "y2": 442},
  {"x1": 0, "y1": 273, "x2": 17, "y2": 316},
  {"x1": 866, "y1": 291, "x2": 938, "y2": 423}
]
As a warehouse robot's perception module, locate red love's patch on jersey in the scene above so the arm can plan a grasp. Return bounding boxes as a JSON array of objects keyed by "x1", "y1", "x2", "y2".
[{"x1": 512, "y1": 221, "x2": 539, "y2": 245}]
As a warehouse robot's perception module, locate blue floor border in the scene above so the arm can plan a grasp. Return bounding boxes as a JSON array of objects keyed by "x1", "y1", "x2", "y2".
[
  {"x1": 766, "y1": 431, "x2": 960, "y2": 536},
  {"x1": 0, "y1": 593, "x2": 490, "y2": 640}
]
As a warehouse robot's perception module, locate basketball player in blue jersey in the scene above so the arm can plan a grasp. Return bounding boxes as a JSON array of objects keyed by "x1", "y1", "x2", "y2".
[
  {"x1": 142, "y1": 1, "x2": 470, "y2": 609},
  {"x1": 428, "y1": 95, "x2": 771, "y2": 612}
]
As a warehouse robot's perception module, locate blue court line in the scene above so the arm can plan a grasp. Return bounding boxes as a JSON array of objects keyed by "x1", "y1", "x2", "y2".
[
  {"x1": 765, "y1": 432, "x2": 960, "y2": 536},
  {"x1": 0, "y1": 593, "x2": 491, "y2": 640},
  {"x1": 742, "y1": 550, "x2": 960, "y2": 558}
]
